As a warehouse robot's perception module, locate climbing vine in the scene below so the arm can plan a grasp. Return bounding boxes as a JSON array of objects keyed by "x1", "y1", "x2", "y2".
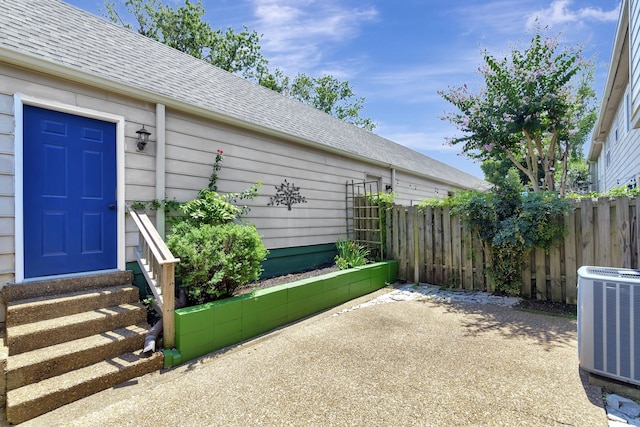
[{"x1": 419, "y1": 169, "x2": 572, "y2": 295}]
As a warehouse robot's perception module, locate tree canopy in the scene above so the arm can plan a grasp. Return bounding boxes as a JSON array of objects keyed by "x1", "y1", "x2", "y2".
[
  {"x1": 439, "y1": 30, "x2": 596, "y2": 196},
  {"x1": 105, "y1": 0, "x2": 375, "y2": 130}
]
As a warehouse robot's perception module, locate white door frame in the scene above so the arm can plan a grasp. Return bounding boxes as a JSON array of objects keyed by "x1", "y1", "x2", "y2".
[{"x1": 14, "y1": 93, "x2": 126, "y2": 283}]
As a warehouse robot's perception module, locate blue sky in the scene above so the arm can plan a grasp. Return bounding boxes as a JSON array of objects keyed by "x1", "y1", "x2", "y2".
[{"x1": 66, "y1": 0, "x2": 621, "y2": 179}]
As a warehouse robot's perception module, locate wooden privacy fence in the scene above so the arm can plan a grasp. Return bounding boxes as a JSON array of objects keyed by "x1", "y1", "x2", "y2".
[{"x1": 386, "y1": 196, "x2": 640, "y2": 304}]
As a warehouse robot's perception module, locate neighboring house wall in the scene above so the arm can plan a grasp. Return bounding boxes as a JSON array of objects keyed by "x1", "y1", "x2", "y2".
[
  {"x1": 594, "y1": 85, "x2": 640, "y2": 192},
  {"x1": 591, "y1": 0, "x2": 640, "y2": 191},
  {"x1": 630, "y1": 0, "x2": 640, "y2": 126}
]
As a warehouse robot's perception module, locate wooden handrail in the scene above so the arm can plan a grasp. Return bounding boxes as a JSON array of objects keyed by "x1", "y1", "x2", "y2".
[{"x1": 129, "y1": 208, "x2": 179, "y2": 349}]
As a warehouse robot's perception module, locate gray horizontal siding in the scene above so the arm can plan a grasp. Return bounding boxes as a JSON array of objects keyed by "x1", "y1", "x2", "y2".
[{"x1": 0, "y1": 92, "x2": 14, "y2": 285}]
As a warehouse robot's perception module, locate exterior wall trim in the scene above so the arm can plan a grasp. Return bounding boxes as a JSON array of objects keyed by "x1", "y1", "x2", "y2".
[{"x1": 13, "y1": 93, "x2": 126, "y2": 282}]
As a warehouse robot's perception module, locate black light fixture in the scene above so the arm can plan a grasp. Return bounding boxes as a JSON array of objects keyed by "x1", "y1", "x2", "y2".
[{"x1": 136, "y1": 126, "x2": 151, "y2": 151}]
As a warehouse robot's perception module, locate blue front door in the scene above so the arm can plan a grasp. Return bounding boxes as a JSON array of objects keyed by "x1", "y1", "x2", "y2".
[{"x1": 23, "y1": 105, "x2": 117, "y2": 278}]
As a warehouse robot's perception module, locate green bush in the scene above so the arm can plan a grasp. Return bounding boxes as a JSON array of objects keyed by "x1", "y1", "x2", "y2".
[
  {"x1": 417, "y1": 168, "x2": 572, "y2": 296},
  {"x1": 179, "y1": 189, "x2": 243, "y2": 225},
  {"x1": 168, "y1": 221, "x2": 268, "y2": 305},
  {"x1": 335, "y1": 239, "x2": 370, "y2": 270}
]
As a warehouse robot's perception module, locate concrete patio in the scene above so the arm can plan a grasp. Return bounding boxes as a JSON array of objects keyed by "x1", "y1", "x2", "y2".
[{"x1": 20, "y1": 288, "x2": 606, "y2": 426}]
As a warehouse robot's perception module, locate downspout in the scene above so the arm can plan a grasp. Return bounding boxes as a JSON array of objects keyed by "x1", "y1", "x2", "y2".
[
  {"x1": 390, "y1": 168, "x2": 396, "y2": 192},
  {"x1": 155, "y1": 103, "x2": 166, "y2": 238}
]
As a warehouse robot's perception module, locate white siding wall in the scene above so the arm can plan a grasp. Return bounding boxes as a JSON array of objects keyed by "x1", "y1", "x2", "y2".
[
  {"x1": 0, "y1": 63, "x2": 474, "y2": 280},
  {"x1": 630, "y1": 0, "x2": 640, "y2": 126},
  {"x1": 163, "y1": 110, "x2": 456, "y2": 249},
  {"x1": 0, "y1": 92, "x2": 15, "y2": 288},
  {"x1": 599, "y1": 84, "x2": 640, "y2": 191},
  {"x1": 392, "y1": 170, "x2": 455, "y2": 206}
]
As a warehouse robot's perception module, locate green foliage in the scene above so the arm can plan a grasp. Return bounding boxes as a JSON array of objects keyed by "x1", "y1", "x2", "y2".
[
  {"x1": 335, "y1": 239, "x2": 370, "y2": 270},
  {"x1": 163, "y1": 149, "x2": 265, "y2": 305},
  {"x1": 105, "y1": 0, "x2": 268, "y2": 80},
  {"x1": 368, "y1": 191, "x2": 396, "y2": 206},
  {"x1": 366, "y1": 191, "x2": 396, "y2": 254},
  {"x1": 566, "y1": 185, "x2": 640, "y2": 199},
  {"x1": 129, "y1": 198, "x2": 180, "y2": 214},
  {"x1": 286, "y1": 74, "x2": 376, "y2": 131},
  {"x1": 178, "y1": 150, "x2": 261, "y2": 226},
  {"x1": 208, "y1": 149, "x2": 224, "y2": 192},
  {"x1": 420, "y1": 170, "x2": 572, "y2": 295},
  {"x1": 168, "y1": 222, "x2": 268, "y2": 304},
  {"x1": 179, "y1": 188, "x2": 243, "y2": 224},
  {"x1": 439, "y1": 29, "x2": 597, "y2": 195},
  {"x1": 560, "y1": 158, "x2": 591, "y2": 194},
  {"x1": 416, "y1": 190, "x2": 475, "y2": 212},
  {"x1": 105, "y1": 1, "x2": 375, "y2": 130}
]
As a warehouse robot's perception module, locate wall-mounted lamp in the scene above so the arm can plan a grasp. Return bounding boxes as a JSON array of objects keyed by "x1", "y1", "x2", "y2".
[
  {"x1": 136, "y1": 126, "x2": 151, "y2": 151},
  {"x1": 385, "y1": 184, "x2": 393, "y2": 193}
]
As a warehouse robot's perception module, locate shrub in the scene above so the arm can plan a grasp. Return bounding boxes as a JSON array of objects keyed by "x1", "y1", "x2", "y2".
[
  {"x1": 179, "y1": 189, "x2": 243, "y2": 225},
  {"x1": 417, "y1": 168, "x2": 572, "y2": 295},
  {"x1": 168, "y1": 221, "x2": 268, "y2": 305},
  {"x1": 335, "y1": 239, "x2": 370, "y2": 270}
]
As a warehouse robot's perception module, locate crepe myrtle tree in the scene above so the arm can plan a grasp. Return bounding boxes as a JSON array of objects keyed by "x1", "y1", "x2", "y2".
[{"x1": 439, "y1": 30, "x2": 596, "y2": 196}]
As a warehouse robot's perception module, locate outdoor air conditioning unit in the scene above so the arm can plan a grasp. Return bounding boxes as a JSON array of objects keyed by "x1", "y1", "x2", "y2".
[{"x1": 578, "y1": 266, "x2": 640, "y2": 386}]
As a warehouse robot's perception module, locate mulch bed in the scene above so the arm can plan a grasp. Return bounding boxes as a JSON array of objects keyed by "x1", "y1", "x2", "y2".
[
  {"x1": 237, "y1": 266, "x2": 578, "y2": 317},
  {"x1": 515, "y1": 298, "x2": 577, "y2": 317},
  {"x1": 235, "y1": 265, "x2": 339, "y2": 295}
]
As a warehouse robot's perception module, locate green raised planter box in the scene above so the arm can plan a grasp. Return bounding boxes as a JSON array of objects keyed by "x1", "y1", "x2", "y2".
[{"x1": 167, "y1": 260, "x2": 398, "y2": 366}]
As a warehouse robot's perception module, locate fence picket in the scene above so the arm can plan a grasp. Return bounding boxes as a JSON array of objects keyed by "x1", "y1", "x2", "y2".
[
  {"x1": 549, "y1": 244, "x2": 562, "y2": 302},
  {"x1": 442, "y1": 206, "x2": 452, "y2": 286},
  {"x1": 424, "y1": 207, "x2": 434, "y2": 284},
  {"x1": 472, "y1": 232, "x2": 484, "y2": 290},
  {"x1": 386, "y1": 196, "x2": 640, "y2": 304},
  {"x1": 616, "y1": 197, "x2": 631, "y2": 268},
  {"x1": 462, "y1": 222, "x2": 473, "y2": 290},
  {"x1": 407, "y1": 206, "x2": 416, "y2": 282},
  {"x1": 521, "y1": 250, "x2": 532, "y2": 299},
  {"x1": 597, "y1": 197, "x2": 611, "y2": 266},
  {"x1": 452, "y1": 214, "x2": 462, "y2": 287},
  {"x1": 417, "y1": 211, "x2": 426, "y2": 282},
  {"x1": 398, "y1": 207, "x2": 407, "y2": 281},
  {"x1": 581, "y1": 198, "x2": 594, "y2": 266},
  {"x1": 433, "y1": 207, "x2": 443, "y2": 284},
  {"x1": 534, "y1": 248, "x2": 546, "y2": 300},
  {"x1": 564, "y1": 211, "x2": 578, "y2": 304}
]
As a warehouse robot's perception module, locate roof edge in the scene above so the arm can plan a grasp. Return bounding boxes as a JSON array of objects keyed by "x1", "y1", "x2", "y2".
[
  {"x1": 1, "y1": 47, "x2": 485, "y2": 189},
  {"x1": 592, "y1": 0, "x2": 629, "y2": 145}
]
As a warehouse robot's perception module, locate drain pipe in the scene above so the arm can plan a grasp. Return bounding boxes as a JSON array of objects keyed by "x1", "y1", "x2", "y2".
[
  {"x1": 390, "y1": 168, "x2": 396, "y2": 192},
  {"x1": 143, "y1": 288, "x2": 187, "y2": 353},
  {"x1": 155, "y1": 103, "x2": 166, "y2": 239}
]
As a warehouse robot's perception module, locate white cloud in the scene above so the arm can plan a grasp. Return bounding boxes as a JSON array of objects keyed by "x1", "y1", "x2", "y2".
[
  {"x1": 448, "y1": 1, "x2": 540, "y2": 37},
  {"x1": 249, "y1": 0, "x2": 377, "y2": 75},
  {"x1": 376, "y1": 124, "x2": 462, "y2": 154},
  {"x1": 526, "y1": 0, "x2": 620, "y2": 28}
]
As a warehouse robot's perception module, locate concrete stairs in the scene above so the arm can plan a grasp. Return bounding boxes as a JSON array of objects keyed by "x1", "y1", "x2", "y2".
[{"x1": 1, "y1": 271, "x2": 164, "y2": 424}]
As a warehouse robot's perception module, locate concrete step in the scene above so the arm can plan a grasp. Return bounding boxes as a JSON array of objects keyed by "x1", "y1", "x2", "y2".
[
  {"x1": 6, "y1": 285, "x2": 140, "y2": 327},
  {"x1": 6, "y1": 323, "x2": 150, "y2": 391},
  {"x1": 3, "y1": 271, "x2": 133, "y2": 302},
  {"x1": 6, "y1": 303, "x2": 147, "y2": 355},
  {"x1": 6, "y1": 350, "x2": 164, "y2": 424}
]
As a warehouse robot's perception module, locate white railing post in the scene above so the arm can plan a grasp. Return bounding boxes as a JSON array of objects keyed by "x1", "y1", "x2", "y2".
[{"x1": 128, "y1": 208, "x2": 179, "y2": 350}]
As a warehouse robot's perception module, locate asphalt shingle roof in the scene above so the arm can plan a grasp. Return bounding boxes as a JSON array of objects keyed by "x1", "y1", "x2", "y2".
[{"x1": 0, "y1": 0, "x2": 487, "y2": 190}]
